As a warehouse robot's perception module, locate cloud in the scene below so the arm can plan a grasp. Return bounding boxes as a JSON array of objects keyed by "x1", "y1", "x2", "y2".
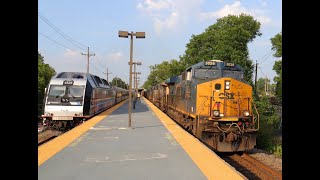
[
  {"x1": 259, "y1": 0, "x2": 267, "y2": 7},
  {"x1": 64, "y1": 49, "x2": 81, "y2": 58},
  {"x1": 200, "y1": 1, "x2": 272, "y2": 26},
  {"x1": 153, "y1": 11, "x2": 179, "y2": 34},
  {"x1": 106, "y1": 52, "x2": 124, "y2": 63},
  {"x1": 137, "y1": 0, "x2": 172, "y2": 12},
  {"x1": 137, "y1": 0, "x2": 204, "y2": 34}
]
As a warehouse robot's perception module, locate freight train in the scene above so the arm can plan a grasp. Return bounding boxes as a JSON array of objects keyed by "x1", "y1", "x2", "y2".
[
  {"x1": 144, "y1": 60, "x2": 259, "y2": 152},
  {"x1": 41, "y1": 72, "x2": 129, "y2": 130}
]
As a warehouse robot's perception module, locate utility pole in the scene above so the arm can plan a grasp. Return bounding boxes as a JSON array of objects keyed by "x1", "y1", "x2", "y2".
[
  {"x1": 255, "y1": 60, "x2": 258, "y2": 94},
  {"x1": 81, "y1": 47, "x2": 95, "y2": 73},
  {"x1": 264, "y1": 75, "x2": 267, "y2": 95},
  {"x1": 103, "y1": 68, "x2": 112, "y2": 82},
  {"x1": 265, "y1": 75, "x2": 269, "y2": 95},
  {"x1": 133, "y1": 64, "x2": 136, "y2": 96}
]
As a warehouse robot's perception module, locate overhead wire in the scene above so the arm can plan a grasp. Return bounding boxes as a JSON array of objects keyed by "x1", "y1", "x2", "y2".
[
  {"x1": 259, "y1": 51, "x2": 273, "y2": 65},
  {"x1": 39, "y1": 32, "x2": 75, "y2": 51},
  {"x1": 38, "y1": 11, "x2": 87, "y2": 51}
]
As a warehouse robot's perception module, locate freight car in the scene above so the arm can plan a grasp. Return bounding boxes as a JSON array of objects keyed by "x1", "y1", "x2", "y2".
[
  {"x1": 41, "y1": 72, "x2": 128, "y2": 130},
  {"x1": 144, "y1": 60, "x2": 259, "y2": 152}
]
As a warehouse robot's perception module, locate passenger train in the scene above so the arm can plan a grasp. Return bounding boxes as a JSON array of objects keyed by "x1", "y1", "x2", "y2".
[
  {"x1": 41, "y1": 72, "x2": 129, "y2": 130},
  {"x1": 144, "y1": 60, "x2": 259, "y2": 152}
]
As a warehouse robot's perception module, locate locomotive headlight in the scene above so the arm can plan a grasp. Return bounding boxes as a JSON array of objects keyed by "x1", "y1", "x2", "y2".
[
  {"x1": 243, "y1": 111, "x2": 250, "y2": 117},
  {"x1": 219, "y1": 113, "x2": 224, "y2": 117},
  {"x1": 225, "y1": 81, "x2": 231, "y2": 90},
  {"x1": 213, "y1": 110, "x2": 220, "y2": 117}
]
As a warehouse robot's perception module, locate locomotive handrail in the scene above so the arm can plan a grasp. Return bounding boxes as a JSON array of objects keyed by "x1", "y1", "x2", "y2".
[
  {"x1": 251, "y1": 99, "x2": 260, "y2": 131},
  {"x1": 216, "y1": 122, "x2": 243, "y2": 133},
  {"x1": 196, "y1": 96, "x2": 209, "y2": 135}
]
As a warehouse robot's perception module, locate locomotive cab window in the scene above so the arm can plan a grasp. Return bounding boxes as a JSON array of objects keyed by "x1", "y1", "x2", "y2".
[
  {"x1": 48, "y1": 85, "x2": 66, "y2": 97},
  {"x1": 186, "y1": 68, "x2": 192, "y2": 81},
  {"x1": 194, "y1": 68, "x2": 220, "y2": 80},
  {"x1": 223, "y1": 70, "x2": 243, "y2": 80},
  {"x1": 68, "y1": 86, "x2": 85, "y2": 97},
  {"x1": 215, "y1": 83, "x2": 221, "y2": 90}
]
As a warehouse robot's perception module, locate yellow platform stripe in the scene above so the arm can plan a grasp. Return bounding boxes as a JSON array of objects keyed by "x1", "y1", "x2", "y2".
[
  {"x1": 38, "y1": 100, "x2": 127, "y2": 166},
  {"x1": 143, "y1": 97, "x2": 246, "y2": 180}
]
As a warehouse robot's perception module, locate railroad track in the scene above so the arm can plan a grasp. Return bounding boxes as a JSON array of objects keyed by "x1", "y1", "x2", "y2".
[
  {"x1": 38, "y1": 121, "x2": 83, "y2": 146},
  {"x1": 38, "y1": 129, "x2": 63, "y2": 146},
  {"x1": 218, "y1": 152, "x2": 282, "y2": 180}
]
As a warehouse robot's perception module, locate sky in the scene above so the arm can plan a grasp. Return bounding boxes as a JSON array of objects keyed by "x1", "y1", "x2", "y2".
[{"x1": 38, "y1": 0, "x2": 282, "y2": 86}]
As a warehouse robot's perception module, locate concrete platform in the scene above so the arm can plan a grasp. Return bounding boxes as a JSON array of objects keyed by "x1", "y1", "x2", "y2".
[{"x1": 38, "y1": 99, "x2": 208, "y2": 180}]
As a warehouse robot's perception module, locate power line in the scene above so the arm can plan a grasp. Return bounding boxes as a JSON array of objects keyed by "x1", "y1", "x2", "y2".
[
  {"x1": 38, "y1": 11, "x2": 87, "y2": 51},
  {"x1": 93, "y1": 55, "x2": 107, "y2": 70},
  {"x1": 259, "y1": 51, "x2": 273, "y2": 65},
  {"x1": 258, "y1": 66, "x2": 266, "y2": 77},
  {"x1": 256, "y1": 50, "x2": 272, "y2": 61},
  {"x1": 38, "y1": 11, "x2": 87, "y2": 50},
  {"x1": 89, "y1": 60, "x2": 105, "y2": 76},
  {"x1": 39, "y1": 32, "x2": 75, "y2": 51},
  {"x1": 258, "y1": 51, "x2": 272, "y2": 64},
  {"x1": 89, "y1": 61, "x2": 104, "y2": 76}
]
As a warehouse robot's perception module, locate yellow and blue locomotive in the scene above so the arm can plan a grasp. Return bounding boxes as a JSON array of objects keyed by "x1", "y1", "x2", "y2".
[{"x1": 145, "y1": 60, "x2": 259, "y2": 152}]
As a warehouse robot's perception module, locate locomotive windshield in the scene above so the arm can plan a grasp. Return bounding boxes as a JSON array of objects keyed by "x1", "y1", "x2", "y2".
[
  {"x1": 68, "y1": 86, "x2": 84, "y2": 97},
  {"x1": 48, "y1": 85, "x2": 66, "y2": 97},
  {"x1": 194, "y1": 69, "x2": 220, "y2": 79},
  {"x1": 223, "y1": 70, "x2": 243, "y2": 80},
  {"x1": 46, "y1": 85, "x2": 85, "y2": 106}
]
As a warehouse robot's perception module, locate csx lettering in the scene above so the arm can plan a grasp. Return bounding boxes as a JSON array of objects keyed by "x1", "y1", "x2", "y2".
[{"x1": 219, "y1": 92, "x2": 235, "y2": 99}]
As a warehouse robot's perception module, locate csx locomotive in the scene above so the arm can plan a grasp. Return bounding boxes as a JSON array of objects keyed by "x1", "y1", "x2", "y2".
[
  {"x1": 41, "y1": 72, "x2": 129, "y2": 130},
  {"x1": 144, "y1": 60, "x2": 259, "y2": 152}
]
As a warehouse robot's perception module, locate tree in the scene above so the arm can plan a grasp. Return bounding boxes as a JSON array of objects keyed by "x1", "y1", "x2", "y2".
[
  {"x1": 180, "y1": 13, "x2": 262, "y2": 84},
  {"x1": 271, "y1": 32, "x2": 282, "y2": 58},
  {"x1": 256, "y1": 77, "x2": 272, "y2": 96},
  {"x1": 38, "y1": 52, "x2": 56, "y2": 114},
  {"x1": 111, "y1": 77, "x2": 128, "y2": 89},
  {"x1": 270, "y1": 32, "x2": 282, "y2": 102},
  {"x1": 143, "y1": 59, "x2": 184, "y2": 89}
]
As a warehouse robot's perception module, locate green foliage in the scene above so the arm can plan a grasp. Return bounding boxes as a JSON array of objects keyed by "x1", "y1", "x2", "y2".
[
  {"x1": 38, "y1": 52, "x2": 56, "y2": 114},
  {"x1": 271, "y1": 31, "x2": 282, "y2": 103},
  {"x1": 256, "y1": 77, "x2": 268, "y2": 96},
  {"x1": 272, "y1": 60, "x2": 282, "y2": 102},
  {"x1": 180, "y1": 13, "x2": 261, "y2": 84},
  {"x1": 254, "y1": 95, "x2": 281, "y2": 156},
  {"x1": 144, "y1": 14, "x2": 262, "y2": 88},
  {"x1": 143, "y1": 59, "x2": 184, "y2": 89},
  {"x1": 255, "y1": 96, "x2": 281, "y2": 129},
  {"x1": 270, "y1": 31, "x2": 282, "y2": 58},
  {"x1": 256, "y1": 77, "x2": 275, "y2": 97},
  {"x1": 111, "y1": 77, "x2": 128, "y2": 89},
  {"x1": 271, "y1": 143, "x2": 282, "y2": 158}
]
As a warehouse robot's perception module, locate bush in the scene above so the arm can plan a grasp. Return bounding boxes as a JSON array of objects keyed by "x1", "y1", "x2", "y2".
[{"x1": 254, "y1": 95, "x2": 282, "y2": 157}]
